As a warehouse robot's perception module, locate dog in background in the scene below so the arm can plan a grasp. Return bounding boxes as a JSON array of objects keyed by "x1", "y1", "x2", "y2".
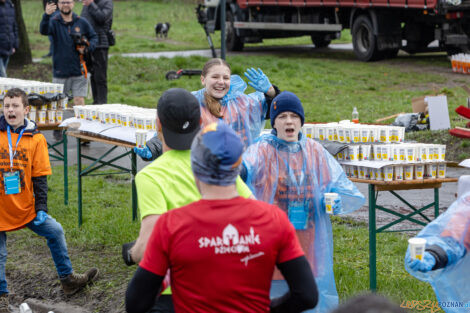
[{"x1": 155, "y1": 22, "x2": 170, "y2": 38}]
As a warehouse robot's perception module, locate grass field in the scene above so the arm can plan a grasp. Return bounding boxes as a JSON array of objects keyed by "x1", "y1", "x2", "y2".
[{"x1": 5, "y1": 1, "x2": 468, "y2": 311}]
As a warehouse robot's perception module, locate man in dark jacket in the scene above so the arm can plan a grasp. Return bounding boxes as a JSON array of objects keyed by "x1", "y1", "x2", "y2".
[
  {"x1": 0, "y1": 0, "x2": 18, "y2": 77},
  {"x1": 40, "y1": 0, "x2": 97, "y2": 107},
  {"x1": 81, "y1": 0, "x2": 113, "y2": 104}
]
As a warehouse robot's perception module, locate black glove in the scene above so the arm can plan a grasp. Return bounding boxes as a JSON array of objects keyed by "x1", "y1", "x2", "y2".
[{"x1": 122, "y1": 241, "x2": 136, "y2": 266}]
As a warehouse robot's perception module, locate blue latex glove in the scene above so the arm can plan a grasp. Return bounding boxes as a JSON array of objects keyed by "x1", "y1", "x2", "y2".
[
  {"x1": 134, "y1": 146, "x2": 152, "y2": 160},
  {"x1": 407, "y1": 251, "x2": 436, "y2": 272},
  {"x1": 244, "y1": 68, "x2": 272, "y2": 93},
  {"x1": 332, "y1": 197, "x2": 342, "y2": 215},
  {"x1": 33, "y1": 210, "x2": 49, "y2": 226}
]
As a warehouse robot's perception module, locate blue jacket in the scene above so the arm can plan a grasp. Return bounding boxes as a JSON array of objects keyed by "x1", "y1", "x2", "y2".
[
  {"x1": 0, "y1": 0, "x2": 19, "y2": 57},
  {"x1": 40, "y1": 12, "x2": 97, "y2": 78}
]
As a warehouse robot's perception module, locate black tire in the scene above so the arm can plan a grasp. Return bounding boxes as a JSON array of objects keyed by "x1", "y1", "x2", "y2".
[
  {"x1": 226, "y1": 11, "x2": 244, "y2": 51},
  {"x1": 165, "y1": 71, "x2": 180, "y2": 80},
  {"x1": 311, "y1": 35, "x2": 331, "y2": 48},
  {"x1": 351, "y1": 15, "x2": 382, "y2": 62}
]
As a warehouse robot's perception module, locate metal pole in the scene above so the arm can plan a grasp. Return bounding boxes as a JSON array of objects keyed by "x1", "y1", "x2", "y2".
[
  {"x1": 132, "y1": 151, "x2": 137, "y2": 221},
  {"x1": 434, "y1": 188, "x2": 439, "y2": 218},
  {"x1": 77, "y1": 138, "x2": 82, "y2": 227},
  {"x1": 63, "y1": 130, "x2": 68, "y2": 205},
  {"x1": 220, "y1": 0, "x2": 226, "y2": 60},
  {"x1": 368, "y1": 184, "x2": 377, "y2": 291}
]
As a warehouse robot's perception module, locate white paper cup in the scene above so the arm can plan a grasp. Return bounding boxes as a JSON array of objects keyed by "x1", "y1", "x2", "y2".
[
  {"x1": 361, "y1": 145, "x2": 371, "y2": 161},
  {"x1": 351, "y1": 166, "x2": 358, "y2": 178},
  {"x1": 415, "y1": 164, "x2": 424, "y2": 179},
  {"x1": 425, "y1": 164, "x2": 437, "y2": 179},
  {"x1": 47, "y1": 110, "x2": 56, "y2": 123},
  {"x1": 56, "y1": 110, "x2": 64, "y2": 122},
  {"x1": 318, "y1": 126, "x2": 326, "y2": 141},
  {"x1": 38, "y1": 110, "x2": 46, "y2": 124},
  {"x1": 344, "y1": 127, "x2": 351, "y2": 143},
  {"x1": 374, "y1": 145, "x2": 382, "y2": 161},
  {"x1": 361, "y1": 127, "x2": 370, "y2": 143},
  {"x1": 384, "y1": 166, "x2": 394, "y2": 182},
  {"x1": 304, "y1": 124, "x2": 314, "y2": 139},
  {"x1": 349, "y1": 145, "x2": 360, "y2": 161},
  {"x1": 144, "y1": 117, "x2": 153, "y2": 131},
  {"x1": 394, "y1": 165, "x2": 404, "y2": 180},
  {"x1": 352, "y1": 127, "x2": 360, "y2": 143},
  {"x1": 404, "y1": 165, "x2": 414, "y2": 180},
  {"x1": 370, "y1": 127, "x2": 378, "y2": 143},
  {"x1": 337, "y1": 128, "x2": 345, "y2": 143},
  {"x1": 358, "y1": 166, "x2": 366, "y2": 179},
  {"x1": 326, "y1": 126, "x2": 335, "y2": 141},
  {"x1": 398, "y1": 127, "x2": 405, "y2": 142},
  {"x1": 367, "y1": 167, "x2": 373, "y2": 180},
  {"x1": 438, "y1": 163, "x2": 446, "y2": 178},
  {"x1": 382, "y1": 145, "x2": 391, "y2": 161},
  {"x1": 426, "y1": 146, "x2": 434, "y2": 162},
  {"x1": 433, "y1": 146, "x2": 439, "y2": 161},
  {"x1": 324, "y1": 192, "x2": 339, "y2": 214},
  {"x1": 337, "y1": 150, "x2": 344, "y2": 161},
  {"x1": 50, "y1": 101, "x2": 57, "y2": 110},
  {"x1": 408, "y1": 237, "x2": 427, "y2": 260},
  {"x1": 28, "y1": 111, "x2": 36, "y2": 122},
  {"x1": 135, "y1": 130, "x2": 148, "y2": 148},
  {"x1": 73, "y1": 106, "x2": 80, "y2": 118},
  {"x1": 333, "y1": 128, "x2": 339, "y2": 141},
  {"x1": 379, "y1": 127, "x2": 390, "y2": 143},
  {"x1": 390, "y1": 127, "x2": 399, "y2": 143},
  {"x1": 78, "y1": 107, "x2": 86, "y2": 120},
  {"x1": 438, "y1": 145, "x2": 446, "y2": 161},
  {"x1": 406, "y1": 146, "x2": 416, "y2": 162},
  {"x1": 374, "y1": 168, "x2": 383, "y2": 181}
]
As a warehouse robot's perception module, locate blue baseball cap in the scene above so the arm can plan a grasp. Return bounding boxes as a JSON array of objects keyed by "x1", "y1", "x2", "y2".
[{"x1": 191, "y1": 121, "x2": 243, "y2": 186}]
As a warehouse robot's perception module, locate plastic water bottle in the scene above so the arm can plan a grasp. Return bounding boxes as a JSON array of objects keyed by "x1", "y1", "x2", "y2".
[
  {"x1": 352, "y1": 107, "x2": 359, "y2": 123},
  {"x1": 19, "y1": 303, "x2": 32, "y2": 313}
]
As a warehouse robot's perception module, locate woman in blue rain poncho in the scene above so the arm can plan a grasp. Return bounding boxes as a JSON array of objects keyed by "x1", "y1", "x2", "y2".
[
  {"x1": 241, "y1": 91, "x2": 366, "y2": 313},
  {"x1": 134, "y1": 58, "x2": 279, "y2": 160},
  {"x1": 192, "y1": 58, "x2": 279, "y2": 148},
  {"x1": 405, "y1": 176, "x2": 470, "y2": 313}
]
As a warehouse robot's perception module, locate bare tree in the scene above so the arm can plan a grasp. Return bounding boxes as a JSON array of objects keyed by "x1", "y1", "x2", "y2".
[{"x1": 10, "y1": 0, "x2": 32, "y2": 66}]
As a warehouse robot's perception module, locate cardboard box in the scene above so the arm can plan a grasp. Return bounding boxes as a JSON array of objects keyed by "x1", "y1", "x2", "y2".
[{"x1": 411, "y1": 96, "x2": 428, "y2": 113}]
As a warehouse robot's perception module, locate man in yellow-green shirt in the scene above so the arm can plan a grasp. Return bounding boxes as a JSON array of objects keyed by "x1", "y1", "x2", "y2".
[{"x1": 123, "y1": 88, "x2": 252, "y2": 313}]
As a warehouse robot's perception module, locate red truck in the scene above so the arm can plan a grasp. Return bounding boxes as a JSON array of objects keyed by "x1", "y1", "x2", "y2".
[{"x1": 201, "y1": 0, "x2": 470, "y2": 61}]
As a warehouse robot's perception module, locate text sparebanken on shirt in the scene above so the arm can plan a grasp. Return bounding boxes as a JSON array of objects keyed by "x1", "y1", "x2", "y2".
[{"x1": 140, "y1": 196, "x2": 304, "y2": 313}]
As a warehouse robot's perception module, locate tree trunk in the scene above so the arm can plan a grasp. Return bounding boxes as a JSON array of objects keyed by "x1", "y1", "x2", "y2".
[{"x1": 9, "y1": 0, "x2": 32, "y2": 67}]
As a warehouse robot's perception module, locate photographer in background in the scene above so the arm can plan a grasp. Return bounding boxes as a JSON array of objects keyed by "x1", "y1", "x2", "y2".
[
  {"x1": 40, "y1": 0, "x2": 97, "y2": 107},
  {"x1": 81, "y1": 0, "x2": 113, "y2": 104},
  {"x1": 0, "y1": 0, "x2": 18, "y2": 77}
]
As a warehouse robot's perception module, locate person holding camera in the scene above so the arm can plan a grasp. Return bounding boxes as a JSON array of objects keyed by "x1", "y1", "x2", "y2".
[
  {"x1": 81, "y1": 0, "x2": 113, "y2": 105},
  {"x1": 40, "y1": 0, "x2": 97, "y2": 107},
  {"x1": 0, "y1": 0, "x2": 18, "y2": 77}
]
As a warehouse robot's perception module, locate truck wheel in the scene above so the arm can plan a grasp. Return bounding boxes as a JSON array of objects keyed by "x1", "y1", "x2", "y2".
[
  {"x1": 311, "y1": 35, "x2": 331, "y2": 48},
  {"x1": 226, "y1": 11, "x2": 244, "y2": 51},
  {"x1": 352, "y1": 15, "x2": 382, "y2": 62}
]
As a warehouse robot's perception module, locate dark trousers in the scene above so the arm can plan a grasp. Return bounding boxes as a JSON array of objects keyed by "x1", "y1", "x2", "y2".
[
  {"x1": 89, "y1": 48, "x2": 109, "y2": 104},
  {"x1": 147, "y1": 295, "x2": 175, "y2": 313}
]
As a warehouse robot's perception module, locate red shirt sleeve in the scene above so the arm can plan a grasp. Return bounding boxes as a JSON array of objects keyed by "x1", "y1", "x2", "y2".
[
  {"x1": 276, "y1": 208, "x2": 305, "y2": 264},
  {"x1": 139, "y1": 213, "x2": 170, "y2": 276}
]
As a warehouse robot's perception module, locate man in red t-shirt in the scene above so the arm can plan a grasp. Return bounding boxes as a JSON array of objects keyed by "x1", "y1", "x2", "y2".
[{"x1": 126, "y1": 121, "x2": 318, "y2": 313}]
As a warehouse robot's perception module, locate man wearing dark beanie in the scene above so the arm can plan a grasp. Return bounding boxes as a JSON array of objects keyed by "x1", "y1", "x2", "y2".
[
  {"x1": 123, "y1": 89, "x2": 253, "y2": 313},
  {"x1": 242, "y1": 91, "x2": 365, "y2": 313},
  {"x1": 126, "y1": 121, "x2": 318, "y2": 313}
]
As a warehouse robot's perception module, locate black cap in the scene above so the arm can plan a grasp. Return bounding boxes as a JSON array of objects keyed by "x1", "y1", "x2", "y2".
[{"x1": 157, "y1": 88, "x2": 201, "y2": 150}]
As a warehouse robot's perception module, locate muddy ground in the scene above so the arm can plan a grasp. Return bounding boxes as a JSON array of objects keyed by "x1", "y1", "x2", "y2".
[{"x1": 5, "y1": 50, "x2": 470, "y2": 312}]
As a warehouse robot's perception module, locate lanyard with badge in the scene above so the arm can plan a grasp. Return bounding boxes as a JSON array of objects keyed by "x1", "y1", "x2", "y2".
[
  {"x1": 282, "y1": 148, "x2": 310, "y2": 230},
  {"x1": 4, "y1": 125, "x2": 24, "y2": 195}
]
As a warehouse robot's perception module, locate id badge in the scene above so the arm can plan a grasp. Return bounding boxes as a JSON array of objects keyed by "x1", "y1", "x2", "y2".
[
  {"x1": 4, "y1": 171, "x2": 21, "y2": 195},
  {"x1": 288, "y1": 201, "x2": 308, "y2": 230}
]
